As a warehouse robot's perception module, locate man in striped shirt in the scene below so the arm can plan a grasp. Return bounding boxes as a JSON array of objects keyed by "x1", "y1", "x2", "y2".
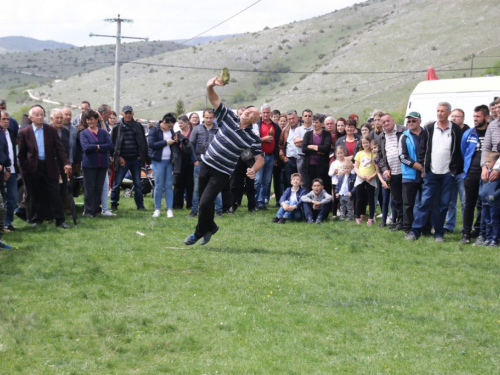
[{"x1": 184, "y1": 76, "x2": 264, "y2": 246}]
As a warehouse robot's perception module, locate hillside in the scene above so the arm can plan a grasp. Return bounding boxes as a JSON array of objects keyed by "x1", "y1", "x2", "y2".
[
  {"x1": 0, "y1": 40, "x2": 186, "y2": 91},
  {"x1": 31, "y1": 0, "x2": 500, "y2": 120},
  {"x1": 173, "y1": 34, "x2": 241, "y2": 46},
  {"x1": 0, "y1": 36, "x2": 74, "y2": 53}
]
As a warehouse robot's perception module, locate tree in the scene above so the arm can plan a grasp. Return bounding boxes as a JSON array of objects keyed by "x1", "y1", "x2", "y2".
[
  {"x1": 482, "y1": 59, "x2": 500, "y2": 76},
  {"x1": 175, "y1": 99, "x2": 185, "y2": 117}
]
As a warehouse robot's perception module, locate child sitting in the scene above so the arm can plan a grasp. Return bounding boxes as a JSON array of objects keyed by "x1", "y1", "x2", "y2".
[
  {"x1": 301, "y1": 178, "x2": 332, "y2": 224},
  {"x1": 272, "y1": 173, "x2": 307, "y2": 224},
  {"x1": 335, "y1": 160, "x2": 356, "y2": 221},
  {"x1": 478, "y1": 151, "x2": 500, "y2": 246}
]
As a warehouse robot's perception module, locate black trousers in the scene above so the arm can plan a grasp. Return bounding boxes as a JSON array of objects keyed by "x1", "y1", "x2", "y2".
[
  {"x1": 355, "y1": 182, "x2": 375, "y2": 219},
  {"x1": 390, "y1": 174, "x2": 404, "y2": 224},
  {"x1": 307, "y1": 164, "x2": 331, "y2": 194},
  {"x1": 272, "y1": 163, "x2": 284, "y2": 203},
  {"x1": 229, "y1": 158, "x2": 255, "y2": 210},
  {"x1": 195, "y1": 162, "x2": 231, "y2": 237},
  {"x1": 26, "y1": 162, "x2": 65, "y2": 225},
  {"x1": 82, "y1": 167, "x2": 107, "y2": 216},
  {"x1": 463, "y1": 172, "x2": 482, "y2": 236},
  {"x1": 174, "y1": 162, "x2": 194, "y2": 209},
  {"x1": 402, "y1": 182, "x2": 422, "y2": 232},
  {"x1": 283, "y1": 157, "x2": 297, "y2": 190}
]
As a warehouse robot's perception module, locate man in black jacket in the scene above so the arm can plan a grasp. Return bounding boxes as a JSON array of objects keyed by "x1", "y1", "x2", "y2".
[
  {"x1": 406, "y1": 102, "x2": 464, "y2": 242},
  {"x1": 110, "y1": 105, "x2": 149, "y2": 211}
]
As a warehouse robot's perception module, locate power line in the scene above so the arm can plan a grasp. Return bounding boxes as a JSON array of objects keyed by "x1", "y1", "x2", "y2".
[{"x1": 178, "y1": 0, "x2": 262, "y2": 45}]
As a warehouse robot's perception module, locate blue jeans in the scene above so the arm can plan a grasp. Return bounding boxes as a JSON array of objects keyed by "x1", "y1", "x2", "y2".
[
  {"x1": 111, "y1": 158, "x2": 144, "y2": 208},
  {"x1": 151, "y1": 159, "x2": 173, "y2": 210},
  {"x1": 101, "y1": 170, "x2": 109, "y2": 212},
  {"x1": 303, "y1": 201, "x2": 332, "y2": 221},
  {"x1": 444, "y1": 172, "x2": 465, "y2": 232},
  {"x1": 4, "y1": 172, "x2": 18, "y2": 226},
  {"x1": 411, "y1": 171, "x2": 453, "y2": 238},
  {"x1": 482, "y1": 204, "x2": 500, "y2": 242},
  {"x1": 254, "y1": 154, "x2": 274, "y2": 207},
  {"x1": 192, "y1": 163, "x2": 222, "y2": 213},
  {"x1": 276, "y1": 199, "x2": 303, "y2": 220}
]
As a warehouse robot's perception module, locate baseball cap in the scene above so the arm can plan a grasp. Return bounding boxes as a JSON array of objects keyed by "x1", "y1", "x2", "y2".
[
  {"x1": 122, "y1": 105, "x2": 133, "y2": 113},
  {"x1": 406, "y1": 111, "x2": 421, "y2": 119}
]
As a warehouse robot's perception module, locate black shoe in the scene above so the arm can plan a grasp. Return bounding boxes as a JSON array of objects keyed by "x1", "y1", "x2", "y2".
[
  {"x1": 57, "y1": 222, "x2": 70, "y2": 229},
  {"x1": 249, "y1": 207, "x2": 258, "y2": 212},
  {"x1": 278, "y1": 217, "x2": 287, "y2": 224},
  {"x1": 272, "y1": 217, "x2": 280, "y2": 223},
  {"x1": 257, "y1": 205, "x2": 268, "y2": 211},
  {"x1": 14, "y1": 208, "x2": 27, "y2": 222},
  {"x1": 378, "y1": 222, "x2": 386, "y2": 228},
  {"x1": 137, "y1": 206, "x2": 147, "y2": 211},
  {"x1": 200, "y1": 225, "x2": 219, "y2": 245},
  {"x1": 187, "y1": 211, "x2": 197, "y2": 218},
  {"x1": 5, "y1": 225, "x2": 16, "y2": 231},
  {"x1": 459, "y1": 235, "x2": 470, "y2": 244},
  {"x1": 228, "y1": 206, "x2": 236, "y2": 214},
  {"x1": 111, "y1": 204, "x2": 118, "y2": 211},
  {"x1": 391, "y1": 223, "x2": 404, "y2": 232},
  {"x1": 469, "y1": 230, "x2": 479, "y2": 239},
  {"x1": 216, "y1": 211, "x2": 223, "y2": 217}
]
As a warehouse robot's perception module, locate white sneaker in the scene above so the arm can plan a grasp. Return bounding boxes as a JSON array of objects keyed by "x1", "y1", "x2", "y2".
[
  {"x1": 101, "y1": 210, "x2": 116, "y2": 216},
  {"x1": 152, "y1": 209, "x2": 161, "y2": 218},
  {"x1": 167, "y1": 209, "x2": 174, "y2": 218}
]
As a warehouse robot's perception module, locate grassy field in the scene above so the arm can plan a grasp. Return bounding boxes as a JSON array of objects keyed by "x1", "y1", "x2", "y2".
[{"x1": 1, "y1": 195, "x2": 499, "y2": 373}]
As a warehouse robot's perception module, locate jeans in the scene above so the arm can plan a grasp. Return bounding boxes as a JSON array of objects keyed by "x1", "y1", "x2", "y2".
[
  {"x1": 411, "y1": 171, "x2": 453, "y2": 238},
  {"x1": 381, "y1": 185, "x2": 391, "y2": 223},
  {"x1": 192, "y1": 163, "x2": 222, "y2": 213},
  {"x1": 276, "y1": 199, "x2": 303, "y2": 220},
  {"x1": 3, "y1": 172, "x2": 18, "y2": 226},
  {"x1": 482, "y1": 204, "x2": 500, "y2": 242},
  {"x1": 254, "y1": 154, "x2": 274, "y2": 207},
  {"x1": 444, "y1": 172, "x2": 465, "y2": 231},
  {"x1": 151, "y1": 159, "x2": 174, "y2": 210},
  {"x1": 101, "y1": 170, "x2": 109, "y2": 212},
  {"x1": 111, "y1": 158, "x2": 144, "y2": 209},
  {"x1": 303, "y1": 201, "x2": 332, "y2": 221}
]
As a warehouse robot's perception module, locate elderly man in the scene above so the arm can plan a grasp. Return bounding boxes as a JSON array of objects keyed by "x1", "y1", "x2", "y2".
[
  {"x1": 18, "y1": 106, "x2": 72, "y2": 228},
  {"x1": 378, "y1": 113, "x2": 406, "y2": 230},
  {"x1": 406, "y1": 102, "x2": 464, "y2": 242},
  {"x1": 110, "y1": 105, "x2": 149, "y2": 211},
  {"x1": 98, "y1": 104, "x2": 112, "y2": 131},
  {"x1": 0, "y1": 99, "x2": 19, "y2": 138},
  {"x1": 278, "y1": 110, "x2": 300, "y2": 189},
  {"x1": 71, "y1": 101, "x2": 91, "y2": 127},
  {"x1": 184, "y1": 76, "x2": 264, "y2": 246},
  {"x1": 61, "y1": 106, "x2": 77, "y2": 164},
  {"x1": 50, "y1": 109, "x2": 72, "y2": 213},
  {"x1": 0, "y1": 110, "x2": 17, "y2": 232},
  {"x1": 254, "y1": 104, "x2": 281, "y2": 210}
]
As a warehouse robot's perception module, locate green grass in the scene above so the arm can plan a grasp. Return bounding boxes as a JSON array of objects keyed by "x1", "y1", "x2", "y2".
[{"x1": 1, "y1": 196, "x2": 500, "y2": 373}]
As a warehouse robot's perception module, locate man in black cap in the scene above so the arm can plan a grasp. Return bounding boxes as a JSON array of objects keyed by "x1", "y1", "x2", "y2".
[{"x1": 110, "y1": 105, "x2": 149, "y2": 211}]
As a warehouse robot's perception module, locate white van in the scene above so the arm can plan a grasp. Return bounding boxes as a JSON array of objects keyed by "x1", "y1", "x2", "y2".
[{"x1": 406, "y1": 76, "x2": 500, "y2": 126}]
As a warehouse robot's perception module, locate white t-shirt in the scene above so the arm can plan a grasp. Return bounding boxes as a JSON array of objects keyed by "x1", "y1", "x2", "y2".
[
  {"x1": 162, "y1": 130, "x2": 173, "y2": 160},
  {"x1": 431, "y1": 122, "x2": 452, "y2": 174}
]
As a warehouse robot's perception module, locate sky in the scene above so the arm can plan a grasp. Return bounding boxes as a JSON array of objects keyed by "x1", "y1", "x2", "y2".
[{"x1": 1, "y1": 0, "x2": 359, "y2": 46}]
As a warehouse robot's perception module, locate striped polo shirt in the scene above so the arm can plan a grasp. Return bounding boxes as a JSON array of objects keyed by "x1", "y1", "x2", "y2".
[{"x1": 202, "y1": 103, "x2": 263, "y2": 175}]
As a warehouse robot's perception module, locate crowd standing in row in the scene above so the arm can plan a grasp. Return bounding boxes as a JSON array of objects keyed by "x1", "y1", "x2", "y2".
[{"x1": 0, "y1": 89, "x2": 500, "y2": 248}]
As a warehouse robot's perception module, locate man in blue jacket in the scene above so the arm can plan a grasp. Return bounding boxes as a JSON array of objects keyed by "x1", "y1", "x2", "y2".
[{"x1": 460, "y1": 105, "x2": 490, "y2": 244}]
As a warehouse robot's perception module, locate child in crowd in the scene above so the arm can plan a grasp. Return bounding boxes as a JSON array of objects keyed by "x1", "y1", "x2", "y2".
[
  {"x1": 328, "y1": 146, "x2": 347, "y2": 220},
  {"x1": 354, "y1": 135, "x2": 379, "y2": 225},
  {"x1": 335, "y1": 160, "x2": 356, "y2": 221},
  {"x1": 272, "y1": 173, "x2": 307, "y2": 224},
  {"x1": 301, "y1": 178, "x2": 332, "y2": 224},
  {"x1": 478, "y1": 151, "x2": 500, "y2": 246}
]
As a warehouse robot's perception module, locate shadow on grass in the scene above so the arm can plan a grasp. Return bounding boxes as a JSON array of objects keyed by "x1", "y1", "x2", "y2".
[{"x1": 205, "y1": 246, "x2": 312, "y2": 257}]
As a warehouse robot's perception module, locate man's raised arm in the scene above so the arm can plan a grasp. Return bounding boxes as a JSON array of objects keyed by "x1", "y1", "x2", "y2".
[{"x1": 206, "y1": 76, "x2": 224, "y2": 109}]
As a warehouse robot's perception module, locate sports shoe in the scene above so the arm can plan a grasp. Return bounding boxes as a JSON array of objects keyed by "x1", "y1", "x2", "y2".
[
  {"x1": 307, "y1": 217, "x2": 314, "y2": 224},
  {"x1": 435, "y1": 236, "x2": 444, "y2": 243},
  {"x1": 472, "y1": 236, "x2": 486, "y2": 246},
  {"x1": 200, "y1": 225, "x2": 219, "y2": 245},
  {"x1": 167, "y1": 209, "x2": 174, "y2": 218},
  {"x1": 272, "y1": 217, "x2": 280, "y2": 223},
  {"x1": 187, "y1": 211, "x2": 197, "y2": 218},
  {"x1": 184, "y1": 234, "x2": 201, "y2": 245},
  {"x1": 316, "y1": 218, "x2": 323, "y2": 224},
  {"x1": 355, "y1": 218, "x2": 362, "y2": 225},
  {"x1": 405, "y1": 232, "x2": 417, "y2": 241},
  {"x1": 111, "y1": 204, "x2": 118, "y2": 211},
  {"x1": 488, "y1": 241, "x2": 498, "y2": 247},
  {"x1": 0, "y1": 240, "x2": 13, "y2": 249},
  {"x1": 137, "y1": 206, "x2": 147, "y2": 211},
  {"x1": 152, "y1": 209, "x2": 161, "y2": 218},
  {"x1": 367, "y1": 219, "x2": 375, "y2": 226},
  {"x1": 102, "y1": 210, "x2": 116, "y2": 216},
  {"x1": 459, "y1": 235, "x2": 470, "y2": 244}
]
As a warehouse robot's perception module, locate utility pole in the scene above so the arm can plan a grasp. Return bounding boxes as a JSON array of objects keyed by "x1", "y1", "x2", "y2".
[{"x1": 90, "y1": 15, "x2": 148, "y2": 115}]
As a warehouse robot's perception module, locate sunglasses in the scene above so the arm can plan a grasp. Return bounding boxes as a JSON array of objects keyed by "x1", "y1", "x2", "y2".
[{"x1": 407, "y1": 119, "x2": 419, "y2": 123}]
